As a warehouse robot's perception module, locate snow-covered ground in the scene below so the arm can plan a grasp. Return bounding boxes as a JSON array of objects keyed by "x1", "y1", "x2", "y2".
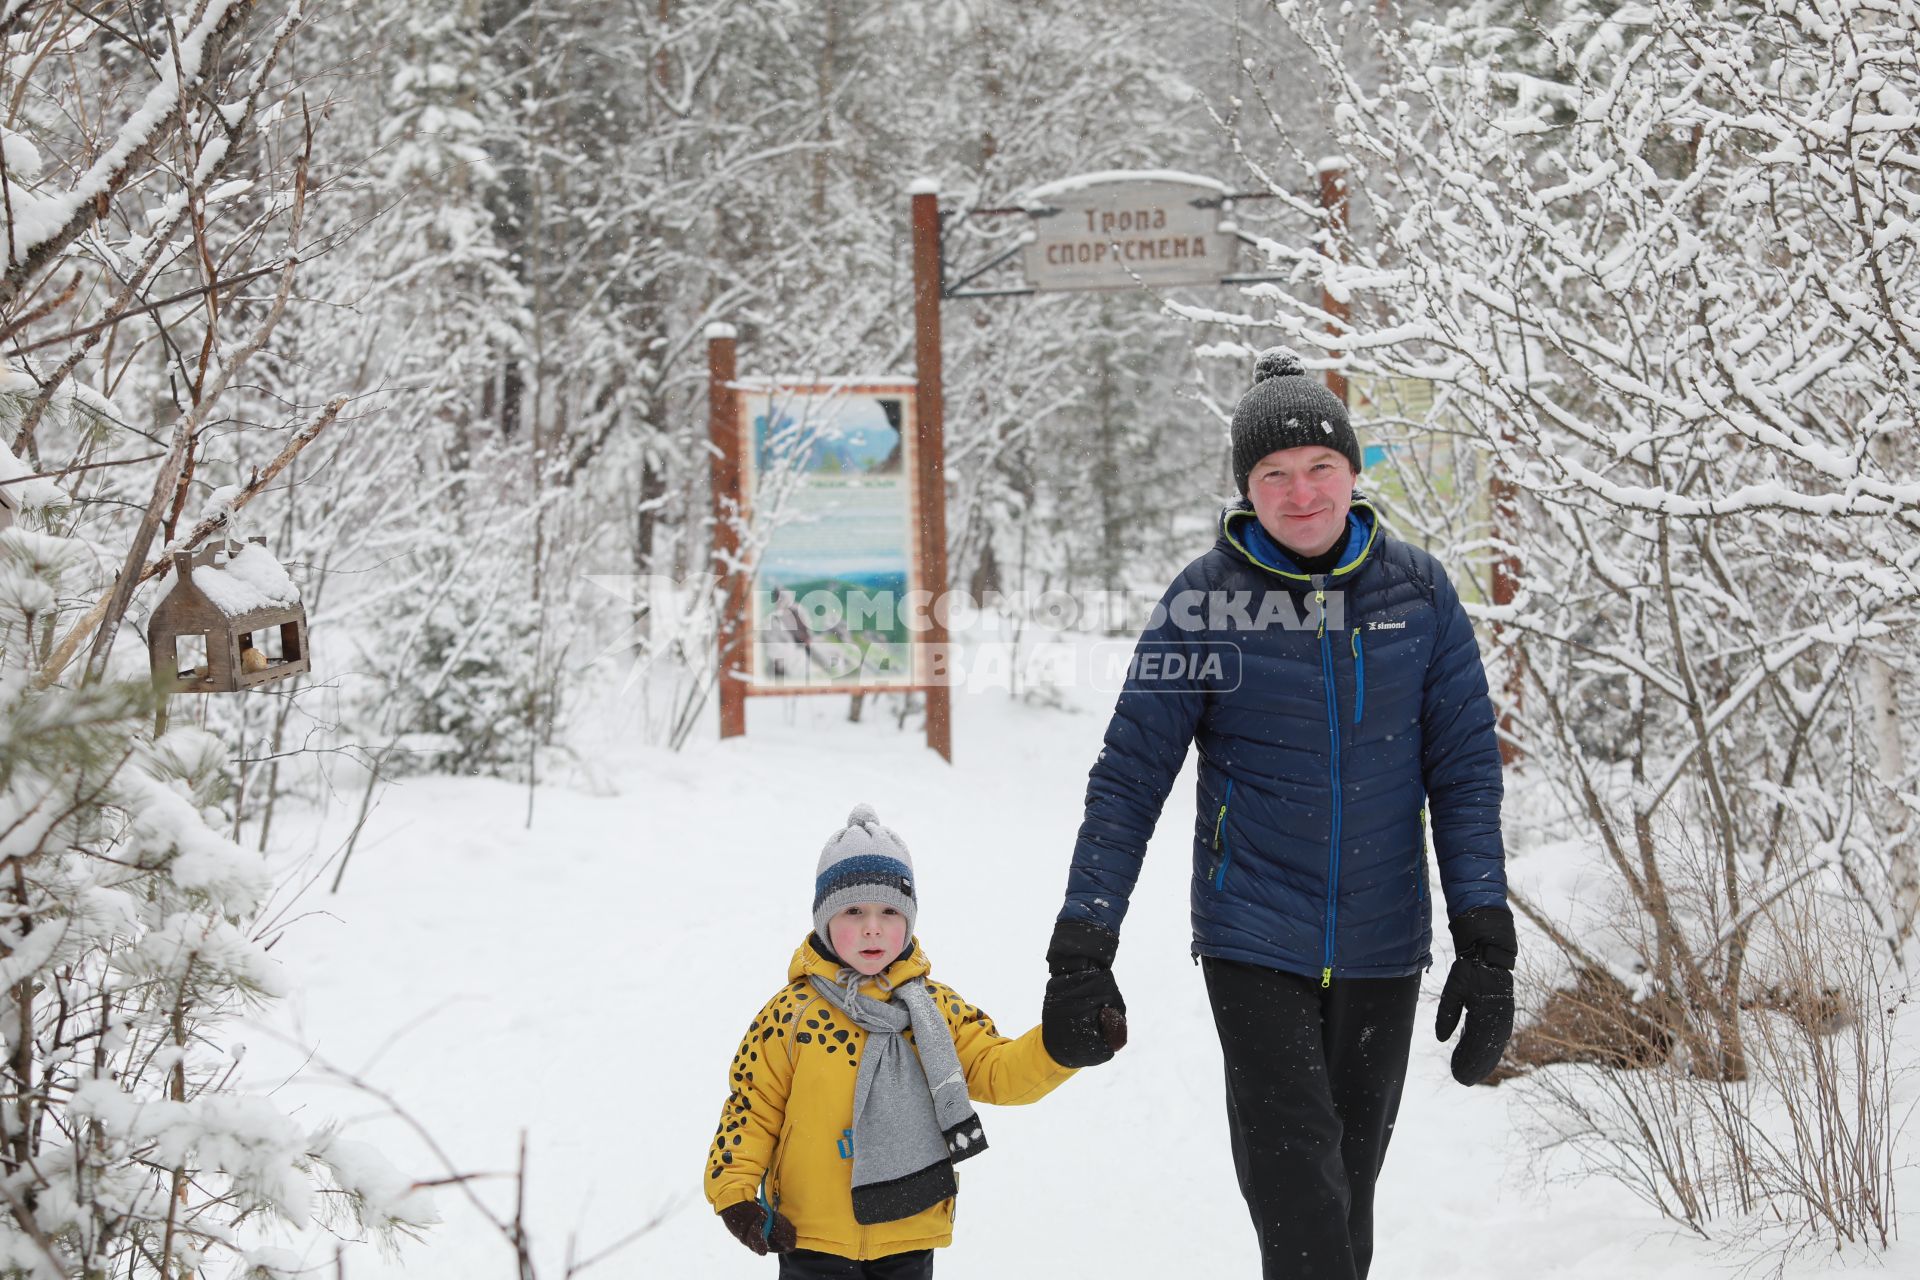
[{"x1": 246, "y1": 642, "x2": 1915, "y2": 1277}]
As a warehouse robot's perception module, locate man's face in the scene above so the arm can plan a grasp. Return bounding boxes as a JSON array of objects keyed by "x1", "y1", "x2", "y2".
[
  {"x1": 1246, "y1": 445, "x2": 1357, "y2": 560},
  {"x1": 827, "y1": 902, "x2": 909, "y2": 976}
]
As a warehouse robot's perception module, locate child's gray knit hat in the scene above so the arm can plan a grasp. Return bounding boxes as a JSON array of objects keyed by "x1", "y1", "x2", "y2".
[{"x1": 813, "y1": 803, "x2": 917, "y2": 946}]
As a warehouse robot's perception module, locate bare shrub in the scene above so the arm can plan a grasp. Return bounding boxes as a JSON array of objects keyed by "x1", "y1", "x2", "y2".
[{"x1": 1517, "y1": 877, "x2": 1904, "y2": 1254}]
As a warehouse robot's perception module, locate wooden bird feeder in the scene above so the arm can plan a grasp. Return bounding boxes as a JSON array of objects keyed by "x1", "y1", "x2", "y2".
[{"x1": 148, "y1": 537, "x2": 309, "y2": 694}]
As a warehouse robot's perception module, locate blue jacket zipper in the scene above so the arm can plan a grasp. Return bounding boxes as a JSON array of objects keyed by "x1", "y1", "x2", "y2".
[
  {"x1": 1212, "y1": 777, "x2": 1236, "y2": 890},
  {"x1": 1351, "y1": 629, "x2": 1366, "y2": 725},
  {"x1": 1318, "y1": 584, "x2": 1342, "y2": 988}
]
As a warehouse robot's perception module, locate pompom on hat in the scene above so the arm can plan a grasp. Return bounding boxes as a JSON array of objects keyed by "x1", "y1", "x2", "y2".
[
  {"x1": 1228, "y1": 346, "x2": 1362, "y2": 496},
  {"x1": 813, "y1": 804, "x2": 917, "y2": 950}
]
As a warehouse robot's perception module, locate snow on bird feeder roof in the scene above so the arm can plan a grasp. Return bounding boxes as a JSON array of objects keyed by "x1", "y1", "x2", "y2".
[{"x1": 191, "y1": 541, "x2": 299, "y2": 615}]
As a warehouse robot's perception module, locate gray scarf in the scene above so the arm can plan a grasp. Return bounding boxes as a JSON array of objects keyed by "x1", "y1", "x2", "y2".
[{"x1": 809, "y1": 970, "x2": 988, "y2": 1224}]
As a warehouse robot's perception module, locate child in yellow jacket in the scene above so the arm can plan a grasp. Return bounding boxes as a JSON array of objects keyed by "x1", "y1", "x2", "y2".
[{"x1": 706, "y1": 804, "x2": 1087, "y2": 1277}]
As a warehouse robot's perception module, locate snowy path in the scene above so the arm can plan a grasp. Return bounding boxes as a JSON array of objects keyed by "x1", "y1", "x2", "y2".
[{"x1": 250, "y1": 676, "x2": 1906, "y2": 1277}]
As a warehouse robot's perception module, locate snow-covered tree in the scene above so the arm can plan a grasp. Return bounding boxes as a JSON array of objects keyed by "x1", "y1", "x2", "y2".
[
  {"x1": 1, "y1": 4, "x2": 436, "y2": 1271},
  {"x1": 0, "y1": 559, "x2": 435, "y2": 1273},
  {"x1": 1223, "y1": 0, "x2": 1916, "y2": 1243}
]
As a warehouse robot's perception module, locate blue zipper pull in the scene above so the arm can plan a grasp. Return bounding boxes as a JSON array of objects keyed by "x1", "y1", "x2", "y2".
[{"x1": 1212, "y1": 778, "x2": 1235, "y2": 888}]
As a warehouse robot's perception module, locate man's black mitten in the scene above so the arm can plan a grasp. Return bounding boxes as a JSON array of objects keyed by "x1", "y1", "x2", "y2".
[
  {"x1": 1435, "y1": 906, "x2": 1517, "y2": 1086},
  {"x1": 718, "y1": 1200, "x2": 796, "y2": 1255},
  {"x1": 1043, "y1": 919, "x2": 1128, "y2": 1068}
]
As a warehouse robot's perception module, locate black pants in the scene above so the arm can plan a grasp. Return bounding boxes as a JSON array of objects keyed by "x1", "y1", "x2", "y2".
[
  {"x1": 777, "y1": 1247, "x2": 933, "y2": 1279},
  {"x1": 1202, "y1": 957, "x2": 1421, "y2": 1280}
]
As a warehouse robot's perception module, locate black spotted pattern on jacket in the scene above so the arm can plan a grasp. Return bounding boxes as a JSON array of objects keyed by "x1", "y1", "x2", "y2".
[{"x1": 706, "y1": 978, "x2": 996, "y2": 1185}]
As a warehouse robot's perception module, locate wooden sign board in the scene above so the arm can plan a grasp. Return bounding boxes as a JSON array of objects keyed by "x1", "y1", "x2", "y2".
[{"x1": 1020, "y1": 171, "x2": 1236, "y2": 292}]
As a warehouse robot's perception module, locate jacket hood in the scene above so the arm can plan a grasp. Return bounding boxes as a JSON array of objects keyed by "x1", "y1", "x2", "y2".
[
  {"x1": 788, "y1": 934, "x2": 931, "y2": 992},
  {"x1": 1218, "y1": 496, "x2": 1380, "y2": 582}
]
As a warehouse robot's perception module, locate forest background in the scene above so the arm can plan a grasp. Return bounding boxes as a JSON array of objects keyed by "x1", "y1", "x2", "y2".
[{"x1": 2, "y1": 0, "x2": 1917, "y2": 1276}]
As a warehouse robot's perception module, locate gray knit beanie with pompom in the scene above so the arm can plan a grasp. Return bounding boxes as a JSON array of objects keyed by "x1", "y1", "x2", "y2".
[
  {"x1": 1228, "y1": 347, "x2": 1361, "y2": 496},
  {"x1": 812, "y1": 803, "x2": 917, "y2": 948}
]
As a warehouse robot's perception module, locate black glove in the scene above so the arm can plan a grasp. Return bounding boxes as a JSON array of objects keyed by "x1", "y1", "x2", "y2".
[
  {"x1": 1435, "y1": 906, "x2": 1517, "y2": 1086},
  {"x1": 1043, "y1": 919, "x2": 1128, "y2": 1067},
  {"x1": 718, "y1": 1199, "x2": 796, "y2": 1255}
]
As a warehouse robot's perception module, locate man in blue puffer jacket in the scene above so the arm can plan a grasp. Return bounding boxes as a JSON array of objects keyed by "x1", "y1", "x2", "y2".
[{"x1": 1041, "y1": 349, "x2": 1517, "y2": 1279}]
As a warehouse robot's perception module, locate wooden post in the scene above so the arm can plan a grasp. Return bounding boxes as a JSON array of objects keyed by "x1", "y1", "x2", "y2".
[
  {"x1": 1490, "y1": 438, "x2": 1525, "y2": 766},
  {"x1": 1317, "y1": 163, "x2": 1350, "y2": 405},
  {"x1": 910, "y1": 181, "x2": 954, "y2": 763},
  {"x1": 707, "y1": 323, "x2": 747, "y2": 740}
]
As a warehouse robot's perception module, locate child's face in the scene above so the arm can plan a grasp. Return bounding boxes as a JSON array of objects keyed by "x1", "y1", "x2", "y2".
[{"x1": 828, "y1": 903, "x2": 909, "y2": 976}]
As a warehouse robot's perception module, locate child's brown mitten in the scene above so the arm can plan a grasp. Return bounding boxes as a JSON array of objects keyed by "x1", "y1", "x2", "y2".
[{"x1": 718, "y1": 1200, "x2": 797, "y2": 1255}]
